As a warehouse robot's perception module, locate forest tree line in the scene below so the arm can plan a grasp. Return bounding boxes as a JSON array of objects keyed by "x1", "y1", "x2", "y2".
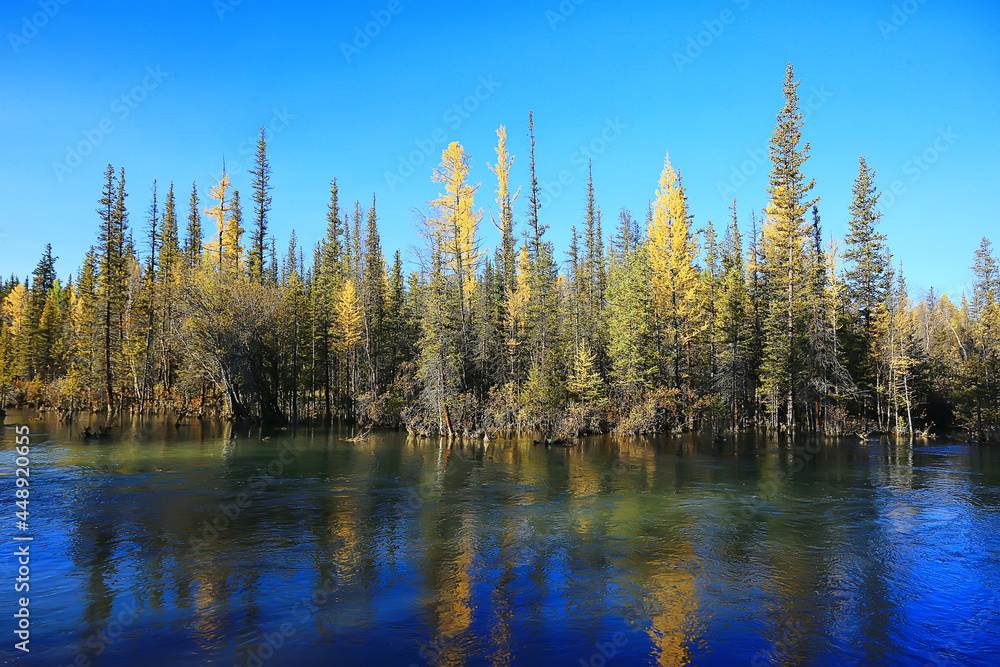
[{"x1": 1, "y1": 65, "x2": 998, "y2": 440}]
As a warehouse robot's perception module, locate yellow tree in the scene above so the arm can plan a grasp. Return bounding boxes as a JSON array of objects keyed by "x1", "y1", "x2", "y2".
[
  {"x1": 336, "y1": 279, "x2": 363, "y2": 354},
  {"x1": 568, "y1": 339, "x2": 604, "y2": 403},
  {"x1": 432, "y1": 142, "x2": 484, "y2": 317},
  {"x1": 1, "y1": 284, "x2": 30, "y2": 383},
  {"x1": 204, "y1": 171, "x2": 231, "y2": 273},
  {"x1": 335, "y1": 279, "x2": 364, "y2": 402},
  {"x1": 488, "y1": 126, "x2": 518, "y2": 292},
  {"x1": 648, "y1": 153, "x2": 699, "y2": 406},
  {"x1": 503, "y1": 244, "x2": 532, "y2": 381}
]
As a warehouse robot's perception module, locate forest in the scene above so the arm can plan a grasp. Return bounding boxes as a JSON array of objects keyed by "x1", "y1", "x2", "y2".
[{"x1": 1, "y1": 65, "x2": 998, "y2": 441}]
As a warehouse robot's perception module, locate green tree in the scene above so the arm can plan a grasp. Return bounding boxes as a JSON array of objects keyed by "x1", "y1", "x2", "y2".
[
  {"x1": 361, "y1": 195, "x2": 387, "y2": 394},
  {"x1": 185, "y1": 182, "x2": 203, "y2": 269},
  {"x1": 759, "y1": 64, "x2": 818, "y2": 431},
  {"x1": 843, "y1": 155, "x2": 890, "y2": 420},
  {"x1": 249, "y1": 128, "x2": 272, "y2": 284}
]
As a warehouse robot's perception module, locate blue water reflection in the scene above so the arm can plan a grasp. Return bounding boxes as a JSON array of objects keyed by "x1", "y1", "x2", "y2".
[{"x1": 3, "y1": 413, "x2": 999, "y2": 666}]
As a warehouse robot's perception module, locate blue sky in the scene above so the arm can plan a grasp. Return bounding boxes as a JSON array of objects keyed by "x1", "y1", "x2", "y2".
[{"x1": 1, "y1": 0, "x2": 997, "y2": 299}]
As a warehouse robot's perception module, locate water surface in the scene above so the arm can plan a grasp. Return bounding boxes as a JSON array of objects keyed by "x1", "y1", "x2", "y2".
[{"x1": 3, "y1": 411, "x2": 1000, "y2": 665}]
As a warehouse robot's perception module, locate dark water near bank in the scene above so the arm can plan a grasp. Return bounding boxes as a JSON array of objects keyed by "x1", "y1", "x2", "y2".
[{"x1": 2, "y1": 411, "x2": 1000, "y2": 666}]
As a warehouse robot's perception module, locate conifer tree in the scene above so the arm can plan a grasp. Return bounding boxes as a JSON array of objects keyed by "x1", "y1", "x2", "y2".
[
  {"x1": 1, "y1": 284, "x2": 30, "y2": 385},
  {"x1": 430, "y1": 143, "x2": 485, "y2": 396},
  {"x1": 523, "y1": 112, "x2": 558, "y2": 401},
  {"x1": 607, "y1": 242, "x2": 654, "y2": 399},
  {"x1": 160, "y1": 183, "x2": 180, "y2": 287},
  {"x1": 488, "y1": 126, "x2": 517, "y2": 294},
  {"x1": 759, "y1": 64, "x2": 818, "y2": 431},
  {"x1": 205, "y1": 170, "x2": 231, "y2": 273},
  {"x1": 362, "y1": 195, "x2": 386, "y2": 393},
  {"x1": 96, "y1": 164, "x2": 129, "y2": 418},
  {"x1": 970, "y1": 237, "x2": 1000, "y2": 439},
  {"x1": 718, "y1": 201, "x2": 749, "y2": 428},
  {"x1": 582, "y1": 163, "x2": 607, "y2": 366},
  {"x1": 844, "y1": 156, "x2": 890, "y2": 420},
  {"x1": 159, "y1": 183, "x2": 181, "y2": 392},
  {"x1": 223, "y1": 189, "x2": 245, "y2": 276},
  {"x1": 385, "y1": 249, "x2": 409, "y2": 371},
  {"x1": 648, "y1": 153, "x2": 699, "y2": 401},
  {"x1": 185, "y1": 182, "x2": 203, "y2": 269},
  {"x1": 568, "y1": 339, "x2": 604, "y2": 403},
  {"x1": 249, "y1": 128, "x2": 272, "y2": 284},
  {"x1": 27, "y1": 244, "x2": 57, "y2": 379},
  {"x1": 315, "y1": 179, "x2": 345, "y2": 420}
]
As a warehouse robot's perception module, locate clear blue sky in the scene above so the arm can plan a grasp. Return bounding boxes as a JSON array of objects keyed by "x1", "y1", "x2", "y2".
[{"x1": 1, "y1": 0, "x2": 997, "y2": 299}]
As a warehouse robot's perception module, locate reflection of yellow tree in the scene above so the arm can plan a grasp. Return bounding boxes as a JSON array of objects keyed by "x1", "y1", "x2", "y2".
[
  {"x1": 424, "y1": 506, "x2": 474, "y2": 667},
  {"x1": 329, "y1": 493, "x2": 362, "y2": 581},
  {"x1": 631, "y1": 451, "x2": 702, "y2": 667},
  {"x1": 435, "y1": 543, "x2": 473, "y2": 643},
  {"x1": 190, "y1": 557, "x2": 231, "y2": 649},
  {"x1": 644, "y1": 556, "x2": 701, "y2": 667}
]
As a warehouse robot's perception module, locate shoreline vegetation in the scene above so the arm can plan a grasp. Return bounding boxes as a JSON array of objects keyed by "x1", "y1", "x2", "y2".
[{"x1": 1, "y1": 65, "x2": 998, "y2": 443}]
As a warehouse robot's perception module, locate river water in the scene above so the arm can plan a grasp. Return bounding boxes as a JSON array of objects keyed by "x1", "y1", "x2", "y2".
[{"x1": 2, "y1": 410, "x2": 999, "y2": 666}]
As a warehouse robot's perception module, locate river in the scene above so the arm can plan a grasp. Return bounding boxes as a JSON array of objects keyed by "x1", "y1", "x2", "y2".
[{"x1": 2, "y1": 410, "x2": 999, "y2": 665}]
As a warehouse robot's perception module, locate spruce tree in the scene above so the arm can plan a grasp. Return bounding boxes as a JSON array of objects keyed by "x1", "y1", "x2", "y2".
[
  {"x1": 844, "y1": 155, "x2": 890, "y2": 420},
  {"x1": 249, "y1": 128, "x2": 272, "y2": 284},
  {"x1": 488, "y1": 126, "x2": 517, "y2": 295},
  {"x1": 223, "y1": 189, "x2": 245, "y2": 276},
  {"x1": 759, "y1": 64, "x2": 818, "y2": 431},
  {"x1": 185, "y1": 182, "x2": 203, "y2": 269},
  {"x1": 362, "y1": 195, "x2": 386, "y2": 393}
]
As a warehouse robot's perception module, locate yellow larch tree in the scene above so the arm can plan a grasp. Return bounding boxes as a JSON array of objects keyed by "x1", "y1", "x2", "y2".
[
  {"x1": 336, "y1": 279, "x2": 363, "y2": 353},
  {"x1": 488, "y1": 126, "x2": 518, "y2": 291},
  {"x1": 648, "y1": 153, "x2": 700, "y2": 393},
  {"x1": 1, "y1": 284, "x2": 30, "y2": 380},
  {"x1": 204, "y1": 172, "x2": 231, "y2": 273},
  {"x1": 503, "y1": 243, "x2": 532, "y2": 380},
  {"x1": 431, "y1": 142, "x2": 484, "y2": 317}
]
